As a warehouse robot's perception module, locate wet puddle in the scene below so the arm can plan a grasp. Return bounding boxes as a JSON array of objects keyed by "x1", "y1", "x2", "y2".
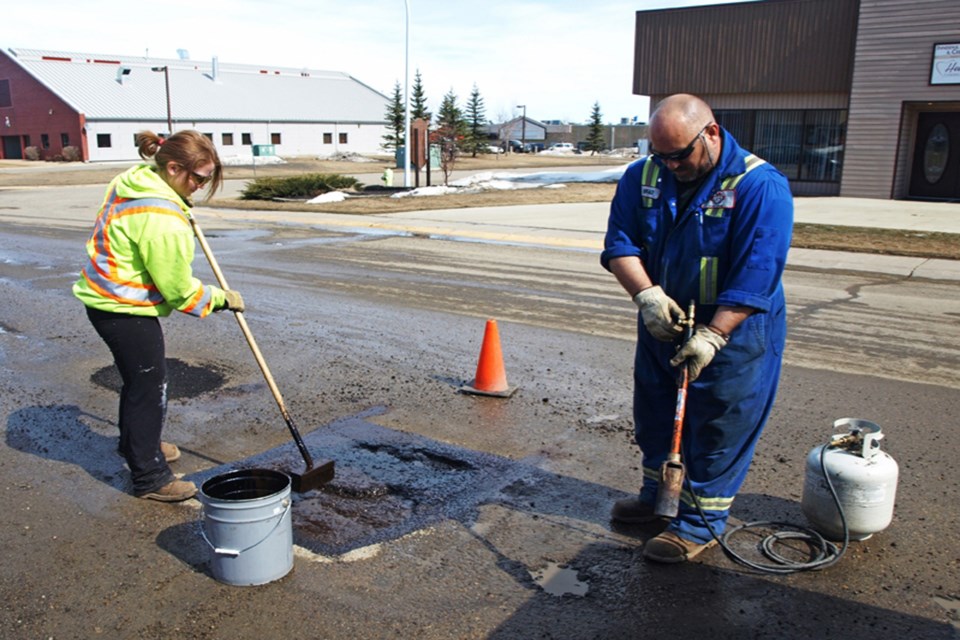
[{"x1": 529, "y1": 562, "x2": 589, "y2": 597}]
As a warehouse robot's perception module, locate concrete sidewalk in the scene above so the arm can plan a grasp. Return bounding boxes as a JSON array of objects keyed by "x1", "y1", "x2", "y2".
[{"x1": 202, "y1": 195, "x2": 960, "y2": 281}]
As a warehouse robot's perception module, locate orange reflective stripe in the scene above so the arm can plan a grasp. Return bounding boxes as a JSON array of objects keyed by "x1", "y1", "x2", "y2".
[
  {"x1": 181, "y1": 286, "x2": 210, "y2": 316},
  {"x1": 84, "y1": 195, "x2": 188, "y2": 306}
]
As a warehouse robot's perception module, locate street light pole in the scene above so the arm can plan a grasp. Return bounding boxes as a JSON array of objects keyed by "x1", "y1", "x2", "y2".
[
  {"x1": 403, "y1": 0, "x2": 412, "y2": 187},
  {"x1": 517, "y1": 104, "x2": 526, "y2": 153},
  {"x1": 151, "y1": 66, "x2": 173, "y2": 134}
]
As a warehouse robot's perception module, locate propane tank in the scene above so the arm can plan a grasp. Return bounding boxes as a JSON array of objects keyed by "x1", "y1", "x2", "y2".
[{"x1": 801, "y1": 418, "x2": 899, "y2": 541}]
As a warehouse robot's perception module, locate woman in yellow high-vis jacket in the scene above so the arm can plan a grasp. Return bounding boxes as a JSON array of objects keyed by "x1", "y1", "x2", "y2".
[{"x1": 73, "y1": 130, "x2": 244, "y2": 502}]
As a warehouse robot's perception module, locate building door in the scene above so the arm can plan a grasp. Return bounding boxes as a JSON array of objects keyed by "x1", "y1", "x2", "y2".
[
  {"x1": 909, "y1": 112, "x2": 960, "y2": 200},
  {"x1": 2, "y1": 135, "x2": 22, "y2": 160}
]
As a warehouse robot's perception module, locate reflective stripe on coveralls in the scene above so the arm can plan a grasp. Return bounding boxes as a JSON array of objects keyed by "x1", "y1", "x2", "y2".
[
  {"x1": 645, "y1": 154, "x2": 767, "y2": 305},
  {"x1": 640, "y1": 160, "x2": 662, "y2": 209}
]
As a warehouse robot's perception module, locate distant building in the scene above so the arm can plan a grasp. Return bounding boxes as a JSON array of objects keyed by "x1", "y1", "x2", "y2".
[
  {"x1": 497, "y1": 116, "x2": 547, "y2": 144},
  {"x1": 633, "y1": 0, "x2": 960, "y2": 200},
  {"x1": 0, "y1": 48, "x2": 389, "y2": 162},
  {"x1": 484, "y1": 115, "x2": 647, "y2": 153}
]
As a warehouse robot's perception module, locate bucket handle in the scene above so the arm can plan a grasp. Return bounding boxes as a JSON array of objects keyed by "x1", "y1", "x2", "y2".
[{"x1": 200, "y1": 499, "x2": 292, "y2": 557}]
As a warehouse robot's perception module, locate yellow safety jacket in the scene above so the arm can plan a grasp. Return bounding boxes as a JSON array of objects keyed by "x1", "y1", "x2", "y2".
[{"x1": 73, "y1": 164, "x2": 225, "y2": 317}]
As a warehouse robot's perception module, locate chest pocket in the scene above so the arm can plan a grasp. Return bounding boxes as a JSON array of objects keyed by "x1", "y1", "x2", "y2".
[{"x1": 698, "y1": 154, "x2": 766, "y2": 304}]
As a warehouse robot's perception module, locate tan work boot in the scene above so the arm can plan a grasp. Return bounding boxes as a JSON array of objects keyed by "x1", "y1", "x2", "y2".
[
  {"x1": 643, "y1": 531, "x2": 718, "y2": 564},
  {"x1": 610, "y1": 497, "x2": 664, "y2": 524},
  {"x1": 137, "y1": 479, "x2": 197, "y2": 502},
  {"x1": 160, "y1": 441, "x2": 181, "y2": 463}
]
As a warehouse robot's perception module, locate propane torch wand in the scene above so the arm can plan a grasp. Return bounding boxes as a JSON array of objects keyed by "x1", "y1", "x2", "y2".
[{"x1": 653, "y1": 299, "x2": 696, "y2": 519}]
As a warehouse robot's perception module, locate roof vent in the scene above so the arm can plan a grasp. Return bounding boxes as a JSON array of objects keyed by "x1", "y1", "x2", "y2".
[
  {"x1": 212, "y1": 56, "x2": 220, "y2": 82},
  {"x1": 116, "y1": 67, "x2": 132, "y2": 84}
]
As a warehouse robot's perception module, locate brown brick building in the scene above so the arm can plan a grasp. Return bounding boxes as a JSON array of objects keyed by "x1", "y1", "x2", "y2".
[{"x1": 634, "y1": 0, "x2": 960, "y2": 201}]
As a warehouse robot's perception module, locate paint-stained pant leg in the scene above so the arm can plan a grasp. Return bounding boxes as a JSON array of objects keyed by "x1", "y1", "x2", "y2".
[{"x1": 86, "y1": 308, "x2": 174, "y2": 495}]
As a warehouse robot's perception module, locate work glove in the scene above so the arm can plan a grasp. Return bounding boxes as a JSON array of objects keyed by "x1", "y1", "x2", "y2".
[
  {"x1": 220, "y1": 289, "x2": 245, "y2": 313},
  {"x1": 632, "y1": 286, "x2": 686, "y2": 341},
  {"x1": 669, "y1": 325, "x2": 728, "y2": 381}
]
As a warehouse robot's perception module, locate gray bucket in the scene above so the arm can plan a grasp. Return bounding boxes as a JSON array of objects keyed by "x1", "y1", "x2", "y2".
[{"x1": 199, "y1": 468, "x2": 293, "y2": 586}]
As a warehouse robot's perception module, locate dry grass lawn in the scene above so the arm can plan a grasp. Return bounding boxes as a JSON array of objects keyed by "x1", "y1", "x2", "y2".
[{"x1": 2, "y1": 154, "x2": 957, "y2": 260}]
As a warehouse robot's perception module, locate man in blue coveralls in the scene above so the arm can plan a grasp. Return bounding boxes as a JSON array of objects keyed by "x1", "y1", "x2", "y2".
[{"x1": 601, "y1": 94, "x2": 793, "y2": 563}]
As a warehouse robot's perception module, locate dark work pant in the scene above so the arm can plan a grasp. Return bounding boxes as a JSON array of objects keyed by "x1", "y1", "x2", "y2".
[{"x1": 86, "y1": 307, "x2": 174, "y2": 495}]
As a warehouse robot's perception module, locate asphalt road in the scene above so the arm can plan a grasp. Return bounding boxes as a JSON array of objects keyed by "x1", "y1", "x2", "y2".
[{"x1": 1, "y1": 184, "x2": 958, "y2": 639}]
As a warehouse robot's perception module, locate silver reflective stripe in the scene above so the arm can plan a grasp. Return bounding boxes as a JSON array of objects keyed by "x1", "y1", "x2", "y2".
[{"x1": 641, "y1": 160, "x2": 661, "y2": 208}]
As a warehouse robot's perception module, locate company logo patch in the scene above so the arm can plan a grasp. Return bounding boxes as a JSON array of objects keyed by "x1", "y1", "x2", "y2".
[
  {"x1": 705, "y1": 189, "x2": 736, "y2": 209},
  {"x1": 641, "y1": 186, "x2": 660, "y2": 200}
]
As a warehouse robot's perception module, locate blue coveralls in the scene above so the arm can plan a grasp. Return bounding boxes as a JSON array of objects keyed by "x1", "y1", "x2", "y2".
[{"x1": 601, "y1": 128, "x2": 793, "y2": 543}]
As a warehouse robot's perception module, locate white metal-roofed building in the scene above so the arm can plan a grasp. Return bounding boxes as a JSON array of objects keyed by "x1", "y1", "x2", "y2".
[{"x1": 0, "y1": 48, "x2": 390, "y2": 162}]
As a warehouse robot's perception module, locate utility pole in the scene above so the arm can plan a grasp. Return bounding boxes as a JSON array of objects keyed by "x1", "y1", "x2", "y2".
[
  {"x1": 151, "y1": 66, "x2": 173, "y2": 134},
  {"x1": 403, "y1": 0, "x2": 412, "y2": 187},
  {"x1": 517, "y1": 104, "x2": 526, "y2": 152}
]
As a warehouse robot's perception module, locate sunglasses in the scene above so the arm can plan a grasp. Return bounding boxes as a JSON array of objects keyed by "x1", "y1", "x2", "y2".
[
  {"x1": 188, "y1": 169, "x2": 213, "y2": 187},
  {"x1": 650, "y1": 123, "x2": 712, "y2": 162}
]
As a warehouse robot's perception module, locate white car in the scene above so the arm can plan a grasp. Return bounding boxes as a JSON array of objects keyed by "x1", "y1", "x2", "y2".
[{"x1": 548, "y1": 142, "x2": 575, "y2": 152}]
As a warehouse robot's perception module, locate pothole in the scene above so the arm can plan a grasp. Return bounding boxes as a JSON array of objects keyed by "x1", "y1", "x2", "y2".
[{"x1": 91, "y1": 358, "x2": 228, "y2": 399}]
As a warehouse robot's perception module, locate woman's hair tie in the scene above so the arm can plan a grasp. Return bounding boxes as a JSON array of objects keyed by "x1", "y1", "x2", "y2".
[{"x1": 157, "y1": 137, "x2": 165, "y2": 146}]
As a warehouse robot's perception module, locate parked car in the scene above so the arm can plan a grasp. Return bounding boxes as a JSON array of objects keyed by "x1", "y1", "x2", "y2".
[{"x1": 548, "y1": 142, "x2": 575, "y2": 152}]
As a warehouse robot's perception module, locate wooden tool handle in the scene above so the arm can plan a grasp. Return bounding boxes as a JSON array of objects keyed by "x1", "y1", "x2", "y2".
[{"x1": 189, "y1": 217, "x2": 315, "y2": 469}]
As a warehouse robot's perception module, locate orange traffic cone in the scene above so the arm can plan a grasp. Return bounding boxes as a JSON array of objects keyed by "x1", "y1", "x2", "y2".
[{"x1": 460, "y1": 319, "x2": 518, "y2": 398}]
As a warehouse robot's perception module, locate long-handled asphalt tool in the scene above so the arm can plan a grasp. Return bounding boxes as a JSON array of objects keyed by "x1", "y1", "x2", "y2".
[
  {"x1": 654, "y1": 300, "x2": 696, "y2": 518},
  {"x1": 190, "y1": 217, "x2": 335, "y2": 493}
]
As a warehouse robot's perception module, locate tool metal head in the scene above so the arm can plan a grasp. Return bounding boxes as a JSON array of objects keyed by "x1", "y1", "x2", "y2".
[{"x1": 289, "y1": 459, "x2": 336, "y2": 493}]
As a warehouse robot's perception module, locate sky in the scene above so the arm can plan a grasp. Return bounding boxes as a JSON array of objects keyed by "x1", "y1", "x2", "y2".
[{"x1": 3, "y1": 0, "x2": 752, "y2": 126}]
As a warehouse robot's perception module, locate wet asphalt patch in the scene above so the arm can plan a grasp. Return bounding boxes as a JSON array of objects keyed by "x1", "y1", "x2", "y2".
[{"x1": 185, "y1": 408, "x2": 622, "y2": 558}]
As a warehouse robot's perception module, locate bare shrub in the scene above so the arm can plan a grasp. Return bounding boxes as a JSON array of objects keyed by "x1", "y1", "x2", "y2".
[
  {"x1": 61, "y1": 146, "x2": 81, "y2": 162},
  {"x1": 24, "y1": 146, "x2": 41, "y2": 161}
]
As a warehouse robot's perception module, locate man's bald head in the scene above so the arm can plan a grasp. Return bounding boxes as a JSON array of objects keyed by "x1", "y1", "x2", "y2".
[
  {"x1": 647, "y1": 94, "x2": 721, "y2": 182},
  {"x1": 649, "y1": 94, "x2": 715, "y2": 140}
]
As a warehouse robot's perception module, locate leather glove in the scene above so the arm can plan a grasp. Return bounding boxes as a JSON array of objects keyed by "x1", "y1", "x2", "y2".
[
  {"x1": 632, "y1": 286, "x2": 686, "y2": 341},
  {"x1": 221, "y1": 289, "x2": 245, "y2": 313},
  {"x1": 669, "y1": 325, "x2": 728, "y2": 381}
]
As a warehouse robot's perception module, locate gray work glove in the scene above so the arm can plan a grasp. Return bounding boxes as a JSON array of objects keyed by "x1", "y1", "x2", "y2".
[
  {"x1": 221, "y1": 289, "x2": 245, "y2": 313},
  {"x1": 632, "y1": 286, "x2": 686, "y2": 341},
  {"x1": 669, "y1": 325, "x2": 728, "y2": 381}
]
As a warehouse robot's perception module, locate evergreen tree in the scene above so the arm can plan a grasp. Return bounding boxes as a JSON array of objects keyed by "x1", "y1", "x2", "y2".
[
  {"x1": 382, "y1": 81, "x2": 405, "y2": 152},
  {"x1": 585, "y1": 102, "x2": 606, "y2": 155},
  {"x1": 411, "y1": 70, "x2": 431, "y2": 123},
  {"x1": 432, "y1": 89, "x2": 468, "y2": 184},
  {"x1": 464, "y1": 84, "x2": 488, "y2": 158}
]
